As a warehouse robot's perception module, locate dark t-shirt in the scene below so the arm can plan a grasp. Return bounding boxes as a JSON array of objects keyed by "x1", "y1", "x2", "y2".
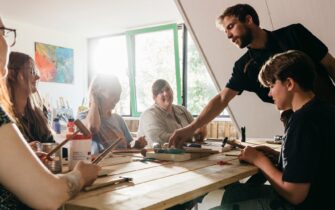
[
  {"x1": 278, "y1": 98, "x2": 335, "y2": 210},
  {"x1": 0, "y1": 106, "x2": 32, "y2": 210},
  {"x1": 226, "y1": 24, "x2": 334, "y2": 104}
]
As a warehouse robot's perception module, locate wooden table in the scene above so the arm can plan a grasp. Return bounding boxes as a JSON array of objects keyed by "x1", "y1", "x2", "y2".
[{"x1": 64, "y1": 139, "x2": 281, "y2": 210}]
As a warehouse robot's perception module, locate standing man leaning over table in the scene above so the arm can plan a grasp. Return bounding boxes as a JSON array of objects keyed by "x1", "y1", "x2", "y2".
[{"x1": 169, "y1": 3, "x2": 335, "y2": 148}]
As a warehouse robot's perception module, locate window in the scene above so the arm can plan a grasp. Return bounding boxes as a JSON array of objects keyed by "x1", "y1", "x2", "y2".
[
  {"x1": 185, "y1": 31, "x2": 229, "y2": 117},
  {"x1": 89, "y1": 24, "x2": 229, "y2": 118},
  {"x1": 89, "y1": 36, "x2": 131, "y2": 115},
  {"x1": 127, "y1": 24, "x2": 181, "y2": 116}
]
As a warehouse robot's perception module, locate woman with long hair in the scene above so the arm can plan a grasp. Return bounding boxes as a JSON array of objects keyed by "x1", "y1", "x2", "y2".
[
  {"x1": 7, "y1": 51, "x2": 54, "y2": 143},
  {"x1": 0, "y1": 17, "x2": 99, "y2": 209}
]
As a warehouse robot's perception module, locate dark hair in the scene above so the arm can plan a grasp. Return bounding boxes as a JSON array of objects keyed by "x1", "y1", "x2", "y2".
[
  {"x1": 258, "y1": 50, "x2": 316, "y2": 91},
  {"x1": 7, "y1": 51, "x2": 53, "y2": 142},
  {"x1": 152, "y1": 79, "x2": 170, "y2": 97},
  {"x1": 217, "y1": 4, "x2": 259, "y2": 27}
]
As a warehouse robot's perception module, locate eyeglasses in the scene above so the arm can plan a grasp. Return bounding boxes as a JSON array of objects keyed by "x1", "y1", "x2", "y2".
[
  {"x1": 30, "y1": 67, "x2": 39, "y2": 77},
  {"x1": 0, "y1": 27, "x2": 17, "y2": 47}
]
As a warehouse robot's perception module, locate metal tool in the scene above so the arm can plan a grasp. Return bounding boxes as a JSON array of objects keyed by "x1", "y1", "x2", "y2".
[
  {"x1": 84, "y1": 176, "x2": 133, "y2": 191},
  {"x1": 222, "y1": 138, "x2": 278, "y2": 163},
  {"x1": 221, "y1": 137, "x2": 245, "y2": 149},
  {"x1": 46, "y1": 119, "x2": 90, "y2": 159},
  {"x1": 241, "y1": 126, "x2": 246, "y2": 142},
  {"x1": 92, "y1": 138, "x2": 123, "y2": 164}
]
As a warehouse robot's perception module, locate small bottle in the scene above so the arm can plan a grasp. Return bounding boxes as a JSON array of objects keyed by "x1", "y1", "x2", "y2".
[
  {"x1": 67, "y1": 118, "x2": 75, "y2": 134},
  {"x1": 41, "y1": 143, "x2": 62, "y2": 174},
  {"x1": 52, "y1": 118, "x2": 61, "y2": 134}
]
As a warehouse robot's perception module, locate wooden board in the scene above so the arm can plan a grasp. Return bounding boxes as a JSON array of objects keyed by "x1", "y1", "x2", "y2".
[
  {"x1": 145, "y1": 149, "x2": 218, "y2": 161},
  {"x1": 65, "y1": 158, "x2": 258, "y2": 210},
  {"x1": 183, "y1": 147, "x2": 219, "y2": 154},
  {"x1": 99, "y1": 155, "x2": 133, "y2": 167},
  {"x1": 64, "y1": 140, "x2": 278, "y2": 210},
  {"x1": 146, "y1": 152, "x2": 192, "y2": 161}
]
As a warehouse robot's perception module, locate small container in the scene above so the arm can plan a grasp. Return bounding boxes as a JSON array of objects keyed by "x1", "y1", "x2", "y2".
[
  {"x1": 41, "y1": 143, "x2": 62, "y2": 174},
  {"x1": 52, "y1": 118, "x2": 61, "y2": 134},
  {"x1": 274, "y1": 135, "x2": 283, "y2": 142},
  {"x1": 69, "y1": 133, "x2": 92, "y2": 170},
  {"x1": 67, "y1": 118, "x2": 75, "y2": 134}
]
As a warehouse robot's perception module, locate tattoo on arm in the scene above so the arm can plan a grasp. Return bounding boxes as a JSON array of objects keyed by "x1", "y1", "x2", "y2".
[{"x1": 61, "y1": 171, "x2": 82, "y2": 198}]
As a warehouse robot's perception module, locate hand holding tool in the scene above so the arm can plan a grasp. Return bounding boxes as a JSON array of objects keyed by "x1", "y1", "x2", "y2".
[
  {"x1": 84, "y1": 176, "x2": 133, "y2": 191},
  {"x1": 92, "y1": 138, "x2": 123, "y2": 164}
]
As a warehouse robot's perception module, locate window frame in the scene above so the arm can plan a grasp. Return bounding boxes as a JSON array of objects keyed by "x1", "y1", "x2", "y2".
[
  {"x1": 88, "y1": 23, "x2": 229, "y2": 118},
  {"x1": 126, "y1": 23, "x2": 182, "y2": 117}
]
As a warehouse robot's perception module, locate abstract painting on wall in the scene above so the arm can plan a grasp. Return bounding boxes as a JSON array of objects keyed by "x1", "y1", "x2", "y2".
[{"x1": 35, "y1": 42, "x2": 74, "y2": 84}]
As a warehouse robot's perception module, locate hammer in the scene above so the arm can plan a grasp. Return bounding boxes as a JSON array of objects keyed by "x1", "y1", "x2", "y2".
[
  {"x1": 222, "y1": 137, "x2": 245, "y2": 149},
  {"x1": 46, "y1": 119, "x2": 90, "y2": 159},
  {"x1": 84, "y1": 176, "x2": 133, "y2": 191}
]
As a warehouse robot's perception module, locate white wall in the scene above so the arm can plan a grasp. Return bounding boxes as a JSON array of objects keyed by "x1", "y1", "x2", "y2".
[
  {"x1": 3, "y1": 17, "x2": 88, "y2": 114},
  {"x1": 175, "y1": 0, "x2": 335, "y2": 138}
]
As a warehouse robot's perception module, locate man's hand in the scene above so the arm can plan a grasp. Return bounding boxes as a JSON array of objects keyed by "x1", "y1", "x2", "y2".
[
  {"x1": 194, "y1": 124, "x2": 208, "y2": 142},
  {"x1": 74, "y1": 161, "x2": 101, "y2": 187},
  {"x1": 239, "y1": 146, "x2": 278, "y2": 167},
  {"x1": 133, "y1": 136, "x2": 147, "y2": 149},
  {"x1": 238, "y1": 146, "x2": 265, "y2": 166},
  {"x1": 254, "y1": 145, "x2": 279, "y2": 163},
  {"x1": 168, "y1": 125, "x2": 195, "y2": 148}
]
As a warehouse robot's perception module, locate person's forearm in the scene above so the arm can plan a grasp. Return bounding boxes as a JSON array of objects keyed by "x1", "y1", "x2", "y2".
[
  {"x1": 87, "y1": 102, "x2": 101, "y2": 132},
  {"x1": 192, "y1": 94, "x2": 228, "y2": 129},
  {"x1": 0, "y1": 124, "x2": 85, "y2": 210},
  {"x1": 255, "y1": 156, "x2": 300, "y2": 204},
  {"x1": 255, "y1": 156, "x2": 283, "y2": 187},
  {"x1": 59, "y1": 170, "x2": 83, "y2": 198}
]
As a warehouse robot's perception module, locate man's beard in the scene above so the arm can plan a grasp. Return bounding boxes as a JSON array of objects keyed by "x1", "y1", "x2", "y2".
[{"x1": 239, "y1": 27, "x2": 252, "y2": 48}]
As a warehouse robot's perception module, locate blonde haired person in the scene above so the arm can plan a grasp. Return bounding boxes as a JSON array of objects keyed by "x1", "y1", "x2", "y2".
[
  {"x1": 80, "y1": 74, "x2": 146, "y2": 155},
  {"x1": 0, "y1": 17, "x2": 100, "y2": 209}
]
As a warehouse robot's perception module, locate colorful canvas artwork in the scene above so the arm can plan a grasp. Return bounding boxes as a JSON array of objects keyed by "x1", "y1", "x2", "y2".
[{"x1": 35, "y1": 42, "x2": 74, "y2": 84}]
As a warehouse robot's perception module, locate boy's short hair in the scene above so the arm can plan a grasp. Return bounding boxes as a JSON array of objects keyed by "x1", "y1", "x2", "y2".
[
  {"x1": 217, "y1": 4, "x2": 260, "y2": 29},
  {"x1": 258, "y1": 50, "x2": 316, "y2": 91}
]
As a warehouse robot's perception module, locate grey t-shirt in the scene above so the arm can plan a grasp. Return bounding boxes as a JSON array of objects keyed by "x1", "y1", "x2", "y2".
[{"x1": 138, "y1": 104, "x2": 193, "y2": 147}]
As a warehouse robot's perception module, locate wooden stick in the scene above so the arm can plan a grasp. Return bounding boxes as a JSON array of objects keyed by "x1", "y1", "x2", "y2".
[
  {"x1": 46, "y1": 119, "x2": 90, "y2": 158},
  {"x1": 84, "y1": 176, "x2": 132, "y2": 191},
  {"x1": 111, "y1": 149, "x2": 142, "y2": 153},
  {"x1": 92, "y1": 138, "x2": 123, "y2": 165},
  {"x1": 224, "y1": 154, "x2": 239, "y2": 157}
]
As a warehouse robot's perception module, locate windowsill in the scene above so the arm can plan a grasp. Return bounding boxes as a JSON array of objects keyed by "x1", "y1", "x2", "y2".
[
  {"x1": 211, "y1": 117, "x2": 231, "y2": 122},
  {"x1": 123, "y1": 116, "x2": 140, "y2": 120},
  {"x1": 123, "y1": 116, "x2": 231, "y2": 122}
]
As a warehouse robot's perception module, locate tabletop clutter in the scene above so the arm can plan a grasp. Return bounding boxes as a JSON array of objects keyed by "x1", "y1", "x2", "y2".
[
  {"x1": 45, "y1": 117, "x2": 260, "y2": 192},
  {"x1": 44, "y1": 119, "x2": 92, "y2": 173}
]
